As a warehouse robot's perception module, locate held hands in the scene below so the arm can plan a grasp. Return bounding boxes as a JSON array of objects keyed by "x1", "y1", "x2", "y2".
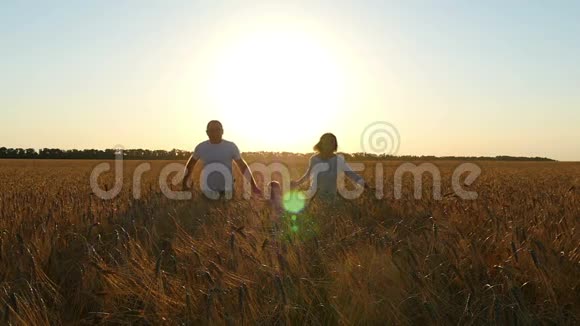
[
  {"x1": 251, "y1": 183, "x2": 263, "y2": 198},
  {"x1": 363, "y1": 183, "x2": 376, "y2": 192},
  {"x1": 181, "y1": 178, "x2": 189, "y2": 190}
]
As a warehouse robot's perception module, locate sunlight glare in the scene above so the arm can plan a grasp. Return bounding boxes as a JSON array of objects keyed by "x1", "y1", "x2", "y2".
[{"x1": 205, "y1": 29, "x2": 348, "y2": 148}]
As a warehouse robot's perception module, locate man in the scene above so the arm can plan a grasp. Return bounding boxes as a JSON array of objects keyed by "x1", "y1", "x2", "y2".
[{"x1": 181, "y1": 120, "x2": 261, "y2": 199}]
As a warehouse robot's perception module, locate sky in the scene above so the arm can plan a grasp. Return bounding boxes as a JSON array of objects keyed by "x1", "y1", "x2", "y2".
[{"x1": 1, "y1": 1, "x2": 579, "y2": 160}]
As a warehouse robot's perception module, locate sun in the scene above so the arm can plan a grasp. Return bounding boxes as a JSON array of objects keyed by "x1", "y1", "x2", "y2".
[{"x1": 204, "y1": 29, "x2": 348, "y2": 149}]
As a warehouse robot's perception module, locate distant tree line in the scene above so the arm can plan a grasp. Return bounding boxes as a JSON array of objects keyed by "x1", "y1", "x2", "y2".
[
  {"x1": 0, "y1": 147, "x2": 556, "y2": 161},
  {"x1": 344, "y1": 153, "x2": 556, "y2": 162},
  {"x1": 0, "y1": 148, "x2": 191, "y2": 160}
]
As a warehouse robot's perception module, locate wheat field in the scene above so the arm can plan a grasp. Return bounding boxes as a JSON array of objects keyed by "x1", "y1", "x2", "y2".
[{"x1": 0, "y1": 158, "x2": 578, "y2": 325}]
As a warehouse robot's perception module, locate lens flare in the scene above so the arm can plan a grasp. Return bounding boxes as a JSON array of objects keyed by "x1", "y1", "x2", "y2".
[{"x1": 283, "y1": 191, "x2": 306, "y2": 213}]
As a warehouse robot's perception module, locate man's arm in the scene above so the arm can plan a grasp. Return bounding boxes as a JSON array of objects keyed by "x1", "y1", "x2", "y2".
[
  {"x1": 182, "y1": 154, "x2": 198, "y2": 189},
  {"x1": 234, "y1": 158, "x2": 261, "y2": 195}
]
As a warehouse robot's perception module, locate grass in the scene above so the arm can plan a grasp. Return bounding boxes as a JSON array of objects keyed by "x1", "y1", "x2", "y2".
[{"x1": 0, "y1": 158, "x2": 578, "y2": 325}]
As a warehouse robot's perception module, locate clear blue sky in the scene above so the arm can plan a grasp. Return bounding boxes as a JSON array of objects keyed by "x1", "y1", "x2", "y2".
[{"x1": 1, "y1": 1, "x2": 579, "y2": 160}]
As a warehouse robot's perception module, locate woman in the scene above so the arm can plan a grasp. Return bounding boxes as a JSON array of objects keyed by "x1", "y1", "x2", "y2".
[{"x1": 291, "y1": 133, "x2": 368, "y2": 200}]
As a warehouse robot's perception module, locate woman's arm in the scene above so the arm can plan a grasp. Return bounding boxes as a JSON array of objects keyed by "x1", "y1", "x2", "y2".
[
  {"x1": 291, "y1": 155, "x2": 314, "y2": 188},
  {"x1": 339, "y1": 155, "x2": 366, "y2": 187}
]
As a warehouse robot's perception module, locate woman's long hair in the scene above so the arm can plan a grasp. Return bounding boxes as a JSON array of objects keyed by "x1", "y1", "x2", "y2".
[{"x1": 313, "y1": 133, "x2": 338, "y2": 153}]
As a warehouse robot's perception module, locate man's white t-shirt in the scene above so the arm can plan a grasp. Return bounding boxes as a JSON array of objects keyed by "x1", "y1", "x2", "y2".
[{"x1": 192, "y1": 140, "x2": 241, "y2": 193}]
